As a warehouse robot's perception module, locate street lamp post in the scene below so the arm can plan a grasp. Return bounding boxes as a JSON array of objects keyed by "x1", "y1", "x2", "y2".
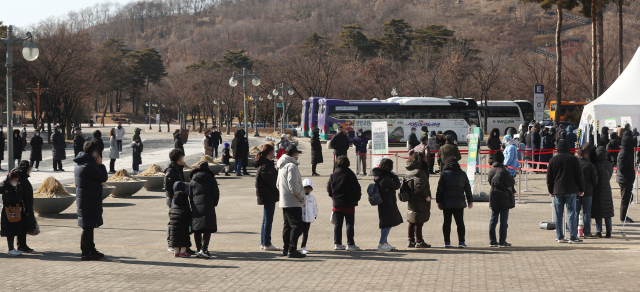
[
  {"x1": 2, "y1": 25, "x2": 39, "y2": 170},
  {"x1": 272, "y1": 83, "x2": 294, "y2": 134},
  {"x1": 229, "y1": 68, "x2": 260, "y2": 139},
  {"x1": 213, "y1": 99, "x2": 225, "y2": 130},
  {"x1": 391, "y1": 86, "x2": 399, "y2": 97},
  {"x1": 249, "y1": 93, "x2": 263, "y2": 137},
  {"x1": 145, "y1": 102, "x2": 157, "y2": 130}
]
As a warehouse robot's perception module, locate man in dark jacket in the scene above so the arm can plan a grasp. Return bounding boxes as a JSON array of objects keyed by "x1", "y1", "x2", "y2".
[
  {"x1": 29, "y1": 130, "x2": 43, "y2": 171},
  {"x1": 90, "y1": 130, "x2": 104, "y2": 159},
  {"x1": 486, "y1": 128, "x2": 501, "y2": 166},
  {"x1": 352, "y1": 129, "x2": 368, "y2": 176},
  {"x1": 310, "y1": 127, "x2": 323, "y2": 176},
  {"x1": 73, "y1": 141, "x2": 109, "y2": 261},
  {"x1": 566, "y1": 125, "x2": 577, "y2": 149},
  {"x1": 210, "y1": 127, "x2": 223, "y2": 158},
  {"x1": 164, "y1": 149, "x2": 185, "y2": 207},
  {"x1": 530, "y1": 125, "x2": 541, "y2": 169},
  {"x1": 577, "y1": 143, "x2": 598, "y2": 238},
  {"x1": 231, "y1": 129, "x2": 247, "y2": 176},
  {"x1": 488, "y1": 150, "x2": 515, "y2": 247},
  {"x1": 436, "y1": 158, "x2": 473, "y2": 248},
  {"x1": 591, "y1": 146, "x2": 614, "y2": 237},
  {"x1": 407, "y1": 127, "x2": 420, "y2": 151},
  {"x1": 617, "y1": 130, "x2": 635, "y2": 223},
  {"x1": 73, "y1": 127, "x2": 85, "y2": 158},
  {"x1": 173, "y1": 131, "x2": 184, "y2": 155},
  {"x1": 598, "y1": 127, "x2": 610, "y2": 147},
  {"x1": 51, "y1": 125, "x2": 66, "y2": 172},
  {"x1": 327, "y1": 155, "x2": 361, "y2": 251},
  {"x1": 438, "y1": 135, "x2": 461, "y2": 164},
  {"x1": 330, "y1": 126, "x2": 350, "y2": 171},
  {"x1": 547, "y1": 139, "x2": 585, "y2": 243}
]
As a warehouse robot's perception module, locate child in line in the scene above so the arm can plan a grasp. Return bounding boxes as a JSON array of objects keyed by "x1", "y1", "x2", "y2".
[
  {"x1": 131, "y1": 141, "x2": 142, "y2": 175},
  {"x1": 300, "y1": 178, "x2": 317, "y2": 255},
  {"x1": 168, "y1": 181, "x2": 192, "y2": 257},
  {"x1": 222, "y1": 143, "x2": 231, "y2": 176}
]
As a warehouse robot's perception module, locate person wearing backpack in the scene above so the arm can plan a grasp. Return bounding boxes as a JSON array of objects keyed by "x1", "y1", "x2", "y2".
[
  {"x1": 327, "y1": 155, "x2": 362, "y2": 251},
  {"x1": 488, "y1": 150, "x2": 515, "y2": 247},
  {"x1": 372, "y1": 158, "x2": 402, "y2": 252},
  {"x1": 436, "y1": 157, "x2": 473, "y2": 248},
  {"x1": 405, "y1": 152, "x2": 431, "y2": 248}
]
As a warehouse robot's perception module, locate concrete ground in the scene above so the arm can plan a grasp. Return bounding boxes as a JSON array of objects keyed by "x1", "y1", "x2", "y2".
[{"x1": 2, "y1": 132, "x2": 640, "y2": 291}]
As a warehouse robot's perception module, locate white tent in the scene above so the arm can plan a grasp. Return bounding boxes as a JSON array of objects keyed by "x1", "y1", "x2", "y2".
[{"x1": 579, "y1": 46, "x2": 640, "y2": 144}]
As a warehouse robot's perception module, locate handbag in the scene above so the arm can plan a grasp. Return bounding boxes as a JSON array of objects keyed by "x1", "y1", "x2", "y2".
[
  {"x1": 330, "y1": 211, "x2": 337, "y2": 225},
  {"x1": 5, "y1": 206, "x2": 21, "y2": 223},
  {"x1": 27, "y1": 222, "x2": 40, "y2": 236}
]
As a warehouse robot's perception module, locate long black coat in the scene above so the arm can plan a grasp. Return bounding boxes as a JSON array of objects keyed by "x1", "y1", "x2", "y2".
[
  {"x1": 90, "y1": 130, "x2": 104, "y2": 158},
  {"x1": 310, "y1": 131, "x2": 323, "y2": 164},
  {"x1": 0, "y1": 182, "x2": 25, "y2": 237},
  {"x1": 73, "y1": 152, "x2": 108, "y2": 228},
  {"x1": 51, "y1": 129, "x2": 66, "y2": 160},
  {"x1": 606, "y1": 133, "x2": 620, "y2": 167},
  {"x1": 0, "y1": 131, "x2": 4, "y2": 161},
  {"x1": 29, "y1": 135, "x2": 43, "y2": 162},
  {"x1": 168, "y1": 190, "x2": 192, "y2": 248},
  {"x1": 327, "y1": 167, "x2": 362, "y2": 208},
  {"x1": 617, "y1": 130, "x2": 635, "y2": 185},
  {"x1": 578, "y1": 145, "x2": 598, "y2": 197},
  {"x1": 73, "y1": 133, "x2": 85, "y2": 158},
  {"x1": 13, "y1": 135, "x2": 23, "y2": 160},
  {"x1": 591, "y1": 146, "x2": 615, "y2": 219},
  {"x1": 189, "y1": 168, "x2": 219, "y2": 232},
  {"x1": 15, "y1": 168, "x2": 36, "y2": 231},
  {"x1": 174, "y1": 134, "x2": 185, "y2": 154},
  {"x1": 330, "y1": 132, "x2": 350, "y2": 156},
  {"x1": 405, "y1": 160, "x2": 431, "y2": 224},
  {"x1": 436, "y1": 161, "x2": 473, "y2": 209},
  {"x1": 231, "y1": 130, "x2": 248, "y2": 160},
  {"x1": 163, "y1": 161, "x2": 184, "y2": 206},
  {"x1": 372, "y1": 167, "x2": 402, "y2": 229},
  {"x1": 488, "y1": 151, "x2": 515, "y2": 210},
  {"x1": 539, "y1": 133, "x2": 555, "y2": 164},
  {"x1": 486, "y1": 128, "x2": 501, "y2": 165},
  {"x1": 254, "y1": 156, "x2": 279, "y2": 205},
  {"x1": 132, "y1": 142, "x2": 142, "y2": 165}
]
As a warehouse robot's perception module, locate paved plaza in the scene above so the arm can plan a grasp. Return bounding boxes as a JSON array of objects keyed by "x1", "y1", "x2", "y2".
[{"x1": 2, "y1": 132, "x2": 640, "y2": 291}]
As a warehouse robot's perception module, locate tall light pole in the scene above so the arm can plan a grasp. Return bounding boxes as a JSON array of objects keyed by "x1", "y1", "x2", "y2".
[
  {"x1": 2, "y1": 25, "x2": 39, "y2": 170},
  {"x1": 145, "y1": 102, "x2": 157, "y2": 130},
  {"x1": 229, "y1": 68, "x2": 260, "y2": 139},
  {"x1": 213, "y1": 98, "x2": 225, "y2": 130},
  {"x1": 266, "y1": 93, "x2": 279, "y2": 132},
  {"x1": 272, "y1": 83, "x2": 294, "y2": 134},
  {"x1": 249, "y1": 93, "x2": 263, "y2": 137}
]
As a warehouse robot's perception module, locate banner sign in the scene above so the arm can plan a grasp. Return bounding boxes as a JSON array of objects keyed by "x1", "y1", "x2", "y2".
[
  {"x1": 621, "y1": 116, "x2": 632, "y2": 128},
  {"x1": 534, "y1": 85, "x2": 544, "y2": 121},
  {"x1": 156, "y1": 114, "x2": 161, "y2": 125},
  {"x1": 604, "y1": 118, "x2": 616, "y2": 131},
  {"x1": 466, "y1": 127, "x2": 480, "y2": 193},
  {"x1": 371, "y1": 121, "x2": 389, "y2": 170}
]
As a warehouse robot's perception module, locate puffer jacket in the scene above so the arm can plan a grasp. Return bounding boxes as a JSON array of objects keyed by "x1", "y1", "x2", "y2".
[
  {"x1": 372, "y1": 167, "x2": 403, "y2": 229},
  {"x1": 168, "y1": 185, "x2": 192, "y2": 248},
  {"x1": 353, "y1": 134, "x2": 368, "y2": 153},
  {"x1": 407, "y1": 133, "x2": 420, "y2": 150},
  {"x1": 616, "y1": 130, "x2": 635, "y2": 184},
  {"x1": 566, "y1": 125, "x2": 577, "y2": 149},
  {"x1": 29, "y1": 134, "x2": 43, "y2": 162},
  {"x1": 330, "y1": 131, "x2": 350, "y2": 156},
  {"x1": 0, "y1": 182, "x2": 24, "y2": 237},
  {"x1": 488, "y1": 151, "x2": 515, "y2": 210},
  {"x1": 547, "y1": 139, "x2": 584, "y2": 195},
  {"x1": 578, "y1": 143, "x2": 598, "y2": 197},
  {"x1": 486, "y1": 128, "x2": 501, "y2": 165},
  {"x1": 591, "y1": 146, "x2": 615, "y2": 219},
  {"x1": 109, "y1": 136, "x2": 119, "y2": 159},
  {"x1": 327, "y1": 167, "x2": 361, "y2": 208},
  {"x1": 74, "y1": 151, "x2": 109, "y2": 228},
  {"x1": 438, "y1": 141, "x2": 461, "y2": 163},
  {"x1": 276, "y1": 154, "x2": 304, "y2": 208},
  {"x1": 174, "y1": 134, "x2": 184, "y2": 154},
  {"x1": 163, "y1": 161, "x2": 185, "y2": 206},
  {"x1": 189, "y1": 168, "x2": 219, "y2": 232},
  {"x1": 436, "y1": 161, "x2": 473, "y2": 209},
  {"x1": 607, "y1": 132, "x2": 620, "y2": 167},
  {"x1": 254, "y1": 156, "x2": 279, "y2": 205},
  {"x1": 503, "y1": 140, "x2": 520, "y2": 176},
  {"x1": 50, "y1": 129, "x2": 66, "y2": 160},
  {"x1": 405, "y1": 160, "x2": 431, "y2": 224},
  {"x1": 90, "y1": 130, "x2": 104, "y2": 158},
  {"x1": 231, "y1": 130, "x2": 248, "y2": 160},
  {"x1": 73, "y1": 133, "x2": 85, "y2": 157},
  {"x1": 115, "y1": 126, "x2": 126, "y2": 140},
  {"x1": 598, "y1": 127, "x2": 610, "y2": 146}
]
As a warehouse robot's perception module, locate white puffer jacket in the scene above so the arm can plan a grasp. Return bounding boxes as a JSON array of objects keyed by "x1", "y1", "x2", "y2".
[
  {"x1": 115, "y1": 127, "x2": 126, "y2": 140},
  {"x1": 276, "y1": 154, "x2": 304, "y2": 208}
]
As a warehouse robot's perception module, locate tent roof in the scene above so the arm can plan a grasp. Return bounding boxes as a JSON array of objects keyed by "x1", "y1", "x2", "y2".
[{"x1": 589, "y1": 47, "x2": 640, "y2": 106}]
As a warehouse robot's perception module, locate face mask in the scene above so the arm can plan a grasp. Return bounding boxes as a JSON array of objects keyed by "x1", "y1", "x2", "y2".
[
  {"x1": 10, "y1": 181, "x2": 17, "y2": 187},
  {"x1": 118, "y1": 125, "x2": 122, "y2": 129},
  {"x1": 411, "y1": 130, "x2": 416, "y2": 134},
  {"x1": 357, "y1": 132, "x2": 362, "y2": 136},
  {"x1": 35, "y1": 132, "x2": 40, "y2": 136}
]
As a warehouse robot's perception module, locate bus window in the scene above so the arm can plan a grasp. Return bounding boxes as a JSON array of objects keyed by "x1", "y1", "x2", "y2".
[
  {"x1": 488, "y1": 106, "x2": 520, "y2": 118},
  {"x1": 452, "y1": 109, "x2": 462, "y2": 119},
  {"x1": 329, "y1": 112, "x2": 358, "y2": 120}
]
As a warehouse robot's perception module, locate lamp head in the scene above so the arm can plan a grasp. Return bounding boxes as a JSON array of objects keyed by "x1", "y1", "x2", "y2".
[{"x1": 22, "y1": 40, "x2": 39, "y2": 62}]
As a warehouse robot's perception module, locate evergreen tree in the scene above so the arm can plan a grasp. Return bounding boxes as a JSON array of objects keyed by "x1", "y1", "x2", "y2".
[{"x1": 377, "y1": 19, "x2": 413, "y2": 62}]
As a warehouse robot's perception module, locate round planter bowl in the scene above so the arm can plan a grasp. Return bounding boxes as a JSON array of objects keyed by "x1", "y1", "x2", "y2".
[
  {"x1": 209, "y1": 164, "x2": 225, "y2": 175},
  {"x1": 134, "y1": 176, "x2": 165, "y2": 190},
  {"x1": 105, "y1": 180, "x2": 147, "y2": 197},
  {"x1": 64, "y1": 186, "x2": 116, "y2": 200},
  {"x1": 229, "y1": 159, "x2": 236, "y2": 170},
  {"x1": 33, "y1": 196, "x2": 76, "y2": 215}
]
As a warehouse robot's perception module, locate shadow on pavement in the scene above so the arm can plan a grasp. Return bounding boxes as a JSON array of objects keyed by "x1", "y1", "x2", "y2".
[
  {"x1": 37, "y1": 213, "x2": 77, "y2": 220},
  {"x1": 120, "y1": 195, "x2": 164, "y2": 199},
  {"x1": 19, "y1": 251, "x2": 238, "y2": 268},
  {"x1": 103, "y1": 203, "x2": 136, "y2": 208}
]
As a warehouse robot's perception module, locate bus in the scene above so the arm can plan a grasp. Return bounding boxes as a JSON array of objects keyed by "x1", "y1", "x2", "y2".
[
  {"x1": 481, "y1": 100, "x2": 534, "y2": 135},
  {"x1": 550, "y1": 101, "x2": 587, "y2": 122},
  {"x1": 300, "y1": 100, "x2": 311, "y2": 137},
  {"x1": 306, "y1": 97, "x2": 327, "y2": 136},
  {"x1": 318, "y1": 97, "x2": 481, "y2": 143}
]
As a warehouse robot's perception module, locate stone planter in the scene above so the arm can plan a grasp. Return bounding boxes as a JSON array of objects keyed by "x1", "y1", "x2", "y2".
[
  {"x1": 105, "y1": 180, "x2": 147, "y2": 197},
  {"x1": 209, "y1": 164, "x2": 225, "y2": 175},
  {"x1": 180, "y1": 130, "x2": 190, "y2": 143},
  {"x1": 33, "y1": 197, "x2": 76, "y2": 215},
  {"x1": 64, "y1": 186, "x2": 116, "y2": 200},
  {"x1": 134, "y1": 176, "x2": 164, "y2": 190}
]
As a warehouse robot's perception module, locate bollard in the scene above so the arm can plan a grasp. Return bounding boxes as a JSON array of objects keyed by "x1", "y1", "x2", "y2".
[
  {"x1": 368, "y1": 153, "x2": 372, "y2": 176},
  {"x1": 522, "y1": 165, "x2": 532, "y2": 192}
]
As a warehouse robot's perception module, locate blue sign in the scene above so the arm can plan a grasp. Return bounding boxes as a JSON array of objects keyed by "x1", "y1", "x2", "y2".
[{"x1": 535, "y1": 85, "x2": 544, "y2": 94}]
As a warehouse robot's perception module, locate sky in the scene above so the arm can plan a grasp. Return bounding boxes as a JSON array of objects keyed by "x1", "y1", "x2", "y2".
[{"x1": 2, "y1": 0, "x2": 135, "y2": 28}]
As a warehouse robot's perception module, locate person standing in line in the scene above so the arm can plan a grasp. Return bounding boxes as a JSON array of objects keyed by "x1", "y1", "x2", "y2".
[
  {"x1": 539, "y1": 129, "x2": 554, "y2": 170},
  {"x1": 115, "y1": 122, "x2": 125, "y2": 154},
  {"x1": 222, "y1": 143, "x2": 231, "y2": 176},
  {"x1": 310, "y1": 127, "x2": 323, "y2": 176},
  {"x1": 300, "y1": 178, "x2": 317, "y2": 255},
  {"x1": 352, "y1": 129, "x2": 368, "y2": 176},
  {"x1": 566, "y1": 125, "x2": 577, "y2": 150},
  {"x1": 409, "y1": 135, "x2": 431, "y2": 169},
  {"x1": 329, "y1": 126, "x2": 350, "y2": 171},
  {"x1": 488, "y1": 151, "x2": 515, "y2": 247},
  {"x1": 503, "y1": 135, "x2": 520, "y2": 189},
  {"x1": 12, "y1": 130, "x2": 23, "y2": 167},
  {"x1": 29, "y1": 129, "x2": 43, "y2": 171},
  {"x1": 427, "y1": 132, "x2": 437, "y2": 174},
  {"x1": 189, "y1": 162, "x2": 219, "y2": 259},
  {"x1": 202, "y1": 130, "x2": 213, "y2": 157},
  {"x1": 254, "y1": 144, "x2": 280, "y2": 251},
  {"x1": 20, "y1": 125, "x2": 27, "y2": 151},
  {"x1": 436, "y1": 157, "x2": 473, "y2": 248},
  {"x1": 168, "y1": 181, "x2": 192, "y2": 258},
  {"x1": 616, "y1": 129, "x2": 635, "y2": 223},
  {"x1": 373, "y1": 158, "x2": 402, "y2": 252},
  {"x1": 276, "y1": 145, "x2": 306, "y2": 258},
  {"x1": 577, "y1": 143, "x2": 598, "y2": 239},
  {"x1": 438, "y1": 135, "x2": 461, "y2": 164},
  {"x1": 73, "y1": 141, "x2": 109, "y2": 261},
  {"x1": 598, "y1": 127, "x2": 610, "y2": 146},
  {"x1": 1, "y1": 171, "x2": 24, "y2": 256},
  {"x1": 90, "y1": 130, "x2": 104, "y2": 159},
  {"x1": 51, "y1": 126, "x2": 66, "y2": 172},
  {"x1": 405, "y1": 152, "x2": 431, "y2": 248},
  {"x1": 0, "y1": 125, "x2": 5, "y2": 171},
  {"x1": 407, "y1": 127, "x2": 420, "y2": 151},
  {"x1": 72, "y1": 127, "x2": 85, "y2": 158},
  {"x1": 591, "y1": 146, "x2": 614, "y2": 238},
  {"x1": 606, "y1": 132, "x2": 620, "y2": 167},
  {"x1": 14, "y1": 161, "x2": 35, "y2": 253},
  {"x1": 486, "y1": 128, "x2": 501, "y2": 166},
  {"x1": 108, "y1": 128, "x2": 119, "y2": 174},
  {"x1": 327, "y1": 155, "x2": 361, "y2": 251},
  {"x1": 164, "y1": 149, "x2": 185, "y2": 207},
  {"x1": 420, "y1": 126, "x2": 429, "y2": 139},
  {"x1": 131, "y1": 140, "x2": 142, "y2": 175},
  {"x1": 241, "y1": 129, "x2": 250, "y2": 176},
  {"x1": 547, "y1": 139, "x2": 585, "y2": 244},
  {"x1": 173, "y1": 130, "x2": 184, "y2": 155},
  {"x1": 210, "y1": 127, "x2": 223, "y2": 158},
  {"x1": 231, "y1": 130, "x2": 246, "y2": 176}
]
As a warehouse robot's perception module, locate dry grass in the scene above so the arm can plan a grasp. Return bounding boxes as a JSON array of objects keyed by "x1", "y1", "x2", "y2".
[
  {"x1": 137, "y1": 164, "x2": 164, "y2": 177},
  {"x1": 34, "y1": 177, "x2": 72, "y2": 198},
  {"x1": 192, "y1": 155, "x2": 216, "y2": 166},
  {"x1": 107, "y1": 169, "x2": 141, "y2": 182}
]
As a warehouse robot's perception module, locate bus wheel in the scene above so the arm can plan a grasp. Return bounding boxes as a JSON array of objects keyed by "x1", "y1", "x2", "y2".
[{"x1": 444, "y1": 131, "x2": 457, "y2": 143}]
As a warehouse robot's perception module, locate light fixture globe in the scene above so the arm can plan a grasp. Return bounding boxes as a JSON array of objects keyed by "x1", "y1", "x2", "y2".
[
  {"x1": 267, "y1": 94, "x2": 272, "y2": 100},
  {"x1": 259, "y1": 97, "x2": 263, "y2": 101},
  {"x1": 272, "y1": 89, "x2": 278, "y2": 96},
  {"x1": 229, "y1": 76, "x2": 238, "y2": 87},
  {"x1": 288, "y1": 88, "x2": 294, "y2": 95},
  {"x1": 252, "y1": 76, "x2": 261, "y2": 86},
  {"x1": 22, "y1": 40, "x2": 39, "y2": 61}
]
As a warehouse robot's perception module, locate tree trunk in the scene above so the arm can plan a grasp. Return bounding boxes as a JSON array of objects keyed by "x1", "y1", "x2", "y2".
[
  {"x1": 597, "y1": 0, "x2": 605, "y2": 96},
  {"x1": 618, "y1": 0, "x2": 623, "y2": 76},
  {"x1": 554, "y1": 5, "x2": 563, "y2": 127},
  {"x1": 591, "y1": 2, "x2": 598, "y2": 100}
]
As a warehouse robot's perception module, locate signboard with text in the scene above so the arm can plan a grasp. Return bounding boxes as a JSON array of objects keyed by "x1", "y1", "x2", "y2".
[
  {"x1": 466, "y1": 127, "x2": 480, "y2": 193},
  {"x1": 534, "y1": 85, "x2": 544, "y2": 121},
  {"x1": 371, "y1": 121, "x2": 389, "y2": 170}
]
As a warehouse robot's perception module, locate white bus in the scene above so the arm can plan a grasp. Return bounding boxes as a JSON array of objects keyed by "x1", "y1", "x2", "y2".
[{"x1": 481, "y1": 100, "x2": 534, "y2": 135}]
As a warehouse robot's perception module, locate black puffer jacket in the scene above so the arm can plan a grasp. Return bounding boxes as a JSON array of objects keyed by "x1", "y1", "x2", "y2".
[
  {"x1": 591, "y1": 146, "x2": 615, "y2": 219},
  {"x1": 372, "y1": 167, "x2": 402, "y2": 229},
  {"x1": 486, "y1": 128, "x2": 501, "y2": 165},
  {"x1": 598, "y1": 127, "x2": 610, "y2": 146},
  {"x1": 29, "y1": 134, "x2": 43, "y2": 162},
  {"x1": 407, "y1": 133, "x2": 420, "y2": 151},
  {"x1": 14, "y1": 168, "x2": 36, "y2": 231},
  {"x1": 546, "y1": 139, "x2": 584, "y2": 195},
  {"x1": 90, "y1": 130, "x2": 104, "y2": 158},
  {"x1": 168, "y1": 186, "x2": 192, "y2": 248},
  {"x1": 254, "y1": 156, "x2": 279, "y2": 205},
  {"x1": 163, "y1": 161, "x2": 185, "y2": 207},
  {"x1": 73, "y1": 133, "x2": 85, "y2": 157},
  {"x1": 578, "y1": 143, "x2": 598, "y2": 197},
  {"x1": 330, "y1": 131, "x2": 350, "y2": 156},
  {"x1": 73, "y1": 151, "x2": 109, "y2": 228},
  {"x1": 606, "y1": 132, "x2": 620, "y2": 167},
  {"x1": 405, "y1": 160, "x2": 431, "y2": 224},
  {"x1": 488, "y1": 151, "x2": 515, "y2": 210},
  {"x1": 327, "y1": 167, "x2": 361, "y2": 208},
  {"x1": 436, "y1": 161, "x2": 473, "y2": 209},
  {"x1": 0, "y1": 181, "x2": 24, "y2": 237},
  {"x1": 617, "y1": 130, "x2": 635, "y2": 184},
  {"x1": 189, "y1": 168, "x2": 219, "y2": 233},
  {"x1": 174, "y1": 134, "x2": 184, "y2": 155},
  {"x1": 310, "y1": 129, "x2": 323, "y2": 164},
  {"x1": 231, "y1": 130, "x2": 248, "y2": 160},
  {"x1": 539, "y1": 132, "x2": 555, "y2": 163}
]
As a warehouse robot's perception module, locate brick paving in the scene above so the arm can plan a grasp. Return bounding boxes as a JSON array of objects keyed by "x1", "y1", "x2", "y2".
[{"x1": 3, "y1": 137, "x2": 640, "y2": 291}]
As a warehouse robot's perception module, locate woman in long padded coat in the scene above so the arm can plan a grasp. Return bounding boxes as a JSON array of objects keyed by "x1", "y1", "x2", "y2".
[
  {"x1": 310, "y1": 127, "x2": 323, "y2": 176},
  {"x1": 29, "y1": 129, "x2": 43, "y2": 170},
  {"x1": 189, "y1": 161, "x2": 219, "y2": 258},
  {"x1": 372, "y1": 158, "x2": 402, "y2": 252},
  {"x1": 591, "y1": 146, "x2": 614, "y2": 237},
  {"x1": 405, "y1": 152, "x2": 431, "y2": 248}
]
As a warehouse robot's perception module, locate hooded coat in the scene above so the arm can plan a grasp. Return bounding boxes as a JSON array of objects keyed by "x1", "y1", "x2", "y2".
[
  {"x1": 131, "y1": 142, "x2": 142, "y2": 165},
  {"x1": 578, "y1": 143, "x2": 598, "y2": 197},
  {"x1": 14, "y1": 168, "x2": 36, "y2": 231},
  {"x1": 231, "y1": 130, "x2": 248, "y2": 160},
  {"x1": 598, "y1": 127, "x2": 610, "y2": 146},
  {"x1": 436, "y1": 161, "x2": 473, "y2": 209},
  {"x1": 546, "y1": 139, "x2": 584, "y2": 195},
  {"x1": 616, "y1": 130, "x2": 635, "y2": 184},
  {"x1": 606, "y1": 132, "x2": 620, "y2": 166},
  {"x1": 353, "y1": 133, "x2": 368, "y2": 153},
  {"x1": 90, "y1": 130, "x2": 104, "y2": 158},
  {"x1": 132, "y1": 128, "x2": 143, "y2": 152},
  {"x1": 73, "y1": 151, "x2": 109, "y2": 228},
  {"x1": 109, "y1": 136, "x2": 119, "y2": 159},
  {"x1": 310, "y1": 129, "x2": 323, "y2": 164},
  {"x1": 591, "y1": 146, "x2": 615, "y2": 219},
  {"x1": 276, "y1": 154, "x2": 304, "y2": 208},
  {"x1": 405, "y1": 159, "x2": 431, "y2": 224},
  {"x1": 503, "y1": 139, "x2": 520, "y2": 176},
  {"x1": 0, "y1": 181, "x2": 25, "y2": 237},
  {"x1": 327, "y1": 167, "x2": 361, "y2": 208},
  {"x1": 330, "y1": 131, "x2": 350, "y2": 156},
  {"x1": 254, "y1": 156, "x2": 279, "y2": 205},
  {"x1": 407, "y1": 132, "x2": 420, "y2": 151},
  {"x1": 29, "y1": 134, "x2": 43, "y2": 162},
  {"x1": 539, "y1": 132, "x2": 555, "y2": 164},
  {"x1": 486, "y1": 128, "x2": 502, "y2": 165},
  {"x1": 174, "y1": 133, "x2": 184, "y2": 154},
  {"x1": 168, "y1": 184, "x2": 192, "y2": 248},
  {"x1": 372, "y1": 167, "x2": 403, "y2": 229},
  {"x1": 488, "y1": 151, "x2": 515, "y2": 210},
  {"x1": 73, "y1": 133, "x2": 86, "y2": 157},
  {"x1": 50, "y1": 128, "x2": 66, "y2": 160},
  {"x1": 163, "y1": 161, "x2": 185, "y2": 206},
  {"x1": 566, "y1": 125, "x2": 577, "y2": 149},
  {"x1": 189, "y1": 168, "x2": 219, "y2": 232},
  {"x1": 12, "y1": 131, "x2": 23, "y2": 160}
]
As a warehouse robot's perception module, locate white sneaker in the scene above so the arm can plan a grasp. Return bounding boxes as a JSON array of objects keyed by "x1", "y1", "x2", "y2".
[
  {"x1": 377, "y1": 243, "x2": 393, "y2": 252},
  {"x1": 34, "y1": 168, "x2": 39, "y2": 172},
  {"x1": 346, "y1": 245, "x2": 361, "y2": 251},
  {"x1": 300, "y1": 247, "x2": 309, "y2": 254},
  {"x1": 8, "y1": 249, "x2": 22, "y2": 256},
  {"x1": 167, "y1": 248, "x2": 175, "y2": 253},
  {"x1": 263, "y1": 245, "x2": 281, "y2": 251},
  {"x1": 197, "y1": 250, "x2": 213, "y2": 259},
  {"x1": 260, "y1": 245, "x2": 265, "y2": 250},
  {"x1": 334, "y1": 244, "x2": 346, "y2": 250}
]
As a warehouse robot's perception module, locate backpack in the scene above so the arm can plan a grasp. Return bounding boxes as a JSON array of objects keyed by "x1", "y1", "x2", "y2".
[
  {"x1": 398, "y1": 177, "x2": 415, "y2": 202},
  {"x1": 367, "y1": 183, "x2": 382, "y2": 206}
]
